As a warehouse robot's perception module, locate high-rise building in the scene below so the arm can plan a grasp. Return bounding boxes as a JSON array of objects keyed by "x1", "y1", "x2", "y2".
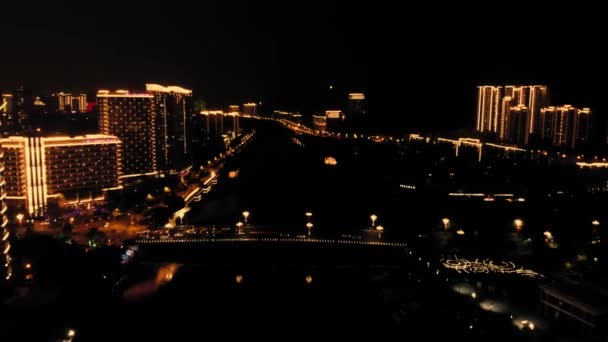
[
  {"x1": 243, "y1": 103, "x2": 257, "y2": 116},
  {"x1": 201, "y1": 110, "x2": 239, "y2": 135},
  {"x1": 56, "y1": 92, "x2": 87, "y2": 112},
  {"x1": 312, "y1": 115, "x2": 327, "y2": 132},
  {"x1": 348, "y1": 93, "x2": 366, "y2": 117},
  {"x1": 12, "y1": 87, "x2": 33, "y2": 133},
  {"x1": 229, "y1": 105, "x2": 240, "y2": 113},
  {"x1": 575, "y1": 107, "x2": 592, "y2": 147},
  {"x1": 1, "y1": 94, "x2": 14, "y2": 136},
  {"x1": 505, "y1": 105, "x2": 528, "y2": 146},
  {"x1": 325, "y1": 110, "x2": 344, "y2": 132},
  {"x1": 0, "y1": 140, "x2": 10, "y2": 281},
  {"x1": 97, "y1": 90, "x2": 156, "y2": 177},
  {"x1": 1, "y1": 135, "x2": 122, "y2": 216},
  {"x1": 476, "y1": 86, "x2": 502, "y2": 133},
  {"x1": 13, "y1": 87, "x2": 34, "y2": 131},
  {"x1": 145, "y1": 84, "x2": 193, "y2": 170},
  {"x1": 476, "y1": 85, "x2": 548, "y2": 143},
  {"x1": 540, "y1": 105, "x2": 591, "y2": 149}
]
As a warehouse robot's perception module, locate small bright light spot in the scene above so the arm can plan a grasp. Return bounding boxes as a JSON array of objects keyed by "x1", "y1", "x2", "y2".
[
  {"x1": 236, "y1": 274, "x2": 243, "y2": 284},
  {"x1": 305, "y1": 275, "x2": 313, "y2": 284},
  {"x1": 592, "y1": 220, "x2": 600, "y2": 226},
  {"x1": 471, "y1": 292, "x2": 477, "y2": 299},
  {"x1": 456, "y1": 229, "x2": 465, "y2": 235},
  {"x1": 67, "y1": 329, "x2": 76, "y2": 338}
]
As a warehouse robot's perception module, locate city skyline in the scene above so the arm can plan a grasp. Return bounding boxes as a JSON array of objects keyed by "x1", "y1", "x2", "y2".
[
  {"x1": 1, "y1": 3, "x2": 606, "y2": 132},
  {"x1": 3, "y1": 4, "x2": 608, "y2": 339}
]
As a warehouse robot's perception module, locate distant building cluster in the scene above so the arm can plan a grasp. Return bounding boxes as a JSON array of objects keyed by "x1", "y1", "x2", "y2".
[
  {"x1": 56, "y1": 92, "x2": 87, "y2": 112},
  {"x1": 475, "y1": 85, "x2": 591, "y2": 148},
  {"x1": 0, "y1": 83, "x2": 247, "y2": 215},
  {"x1": 315, "y1": 92, "x2": 367, "y2": 133}
]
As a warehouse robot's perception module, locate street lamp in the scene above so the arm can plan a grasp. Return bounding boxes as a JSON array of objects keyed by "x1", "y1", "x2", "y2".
[
  {"x1": 305, "y1": 212, "x2": 312, "y2": 223},
  {"x1": 376, "y1": 225, "x2": 384, "y2": 239},
  {"x1": 236, "y1": 221, "x2": 244, "y2": 235},
  {"x1": 306, "y1": 222, "x2": 314, "y2": 237},
  {"x1": 514, "y1": 219, "x2": 524, "y2": 232},
  {"x1": 442, "y1": 218, "x2": 450, "y2": 231},
  {"x1": 370, "y1": 214, "x2": 378, "y2": 228},
  {"x1": 242, "y1": 211, "x2": 250, "y2": 224},
  {"x1": 65, "y1": 329, "x2": 76, "y2": 342},
  {"x1": 592, "y1": 219, "x2": 600, "y2": 236},
  {"x1": 16, "y1": 213, "x2": 24, "y2": 228}
]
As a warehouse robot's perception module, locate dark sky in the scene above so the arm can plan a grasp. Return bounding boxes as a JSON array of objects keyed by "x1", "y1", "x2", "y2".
[{"x1": 1, "y1": 2, "x2": 606, "y2": 131}]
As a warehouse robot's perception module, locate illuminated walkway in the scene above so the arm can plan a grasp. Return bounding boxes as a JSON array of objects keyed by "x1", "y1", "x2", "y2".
[{"x1": 134, "y1": 237, "x2": 407, "y2": 248}]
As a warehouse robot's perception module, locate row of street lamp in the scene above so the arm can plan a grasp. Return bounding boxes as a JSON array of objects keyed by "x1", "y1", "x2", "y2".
[{"x1": 234, "y1": 211, "x2": 385, "y2": 238}]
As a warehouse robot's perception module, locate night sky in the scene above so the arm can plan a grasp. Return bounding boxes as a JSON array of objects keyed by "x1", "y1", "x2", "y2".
[{"x1": 2, "y1": 2, "x2": 605, "y2": 132}]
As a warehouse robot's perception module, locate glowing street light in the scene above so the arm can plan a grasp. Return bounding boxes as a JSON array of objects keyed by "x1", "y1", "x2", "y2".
[
  {"x1": 376, "y1": 225, "x2": 384, "y2": 239},
  {"x1": 514, "y1": 219, "x2": 524, "y2": 232},
  {"x1": 236, "y1": 221, "x2": 244, "y2": 234},
  {"x1": 305, "y1": 212, "x2": 312, "y2": 223},
  {"x1": 306, "y1": 222, "x2": 314, "y2": 237},
  {"x1": 442, "y1": 218, "x2": 450, "y2": 231},
  {"x1": 305, "y1": 275, "x2": 313, "y2": 285},
  {"x1": 242, "y1": 211, "x2": 250, "y2": 224},
  {"x1": 65, "y1": 329, "x2": 76, "y2": 342},
  {"x1": 592, "y1": 219, "x2": 600, "y2": 236},
  {"x1": 370, "y1": 214, "x2": 378, "y2": 228},
  {"x1": 16, "y1": 213, "x2": 24, "y2": 228}
]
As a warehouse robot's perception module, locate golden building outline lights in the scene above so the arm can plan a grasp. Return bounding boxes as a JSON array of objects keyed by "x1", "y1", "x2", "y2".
[
  {"x1": 200, "y1": 110, "x2": 240, "y2": 135},
  {"x1": 476, "y1": 85, "x2": 548, "y2": 144},
  {"x1": 540, "y1": 105, "x2": 591, "y2": 149},
  {"x1": 0, "y1": 140, "x2": 10, "y2": 280},
  {"x1": 348, "y1": 93, "x2": 365, "y2": 100},
  {"x1": 1, "y1": 135, "x2": 122, "y2": 215},
  {"x1": 97, "y1": 90, "x2": 156, "y2": 177},
  {"x1": 145, "y1": 84, "x2": 193, "y2": 169},
  {"x1": 56, "y1": 92, "x2": 87, "y2": 112},
  {"x1": 243, "y1": 103, "x2": 257, "y2": 116}
]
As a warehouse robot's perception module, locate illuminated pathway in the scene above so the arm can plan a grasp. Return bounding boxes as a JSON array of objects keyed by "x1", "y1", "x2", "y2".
[{"x1": 134, "y1": 236, "x2": 407, "y2": 248}]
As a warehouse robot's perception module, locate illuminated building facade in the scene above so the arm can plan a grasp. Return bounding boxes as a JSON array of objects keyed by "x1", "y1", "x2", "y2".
[
  {"x1": 325, "y1": 110, "x2": 344, "y2": 132},
  {"x1": 97, "y1": 90, "x2": 156, "y2": 177},
  {"x1": 476, "y1": 85, "x2": 548, "y2": 144},
  {"x1": 540, "y1": 105, "x2": 592, "y2": 149},
  {"x1": 13, "y1": 86, "x2": 32, "y2": 132},
  {"x1": 145, "y1": 84, "x2": 193, "y2": 170},
  {"x1": 229, "y1": 105, "x2": 240, "y2": 113},
  {"x1": 201, "y1": 111, "x2": 239, "y2": 135},
  {"x1": 476, "y1": 86, "x2": 502, "y2": 133},
  {"x1": 1, "y1": 141, "x2": 10, "y2": 281},
  {"x1": 348, "y1": 93, "x2": 366, "y2": 116},
  {"x1": 243, "y1": 103, "x2": 257, "y2": 116},
  {"x1": 1, "y1": 135, "x2": 121, "y2": 216},
  {"x1": 505, "y1": 105, "x2": 528, "y2": 145},
  {"x1": 1, "y1": 93, "x2": 14, "y2": 136},
  {"x1": 312, "y1": 115, "x2": 327, "y2": 132},
  {"x1": 56, "y1": 92, "x2": 87, "y2": 112}
]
